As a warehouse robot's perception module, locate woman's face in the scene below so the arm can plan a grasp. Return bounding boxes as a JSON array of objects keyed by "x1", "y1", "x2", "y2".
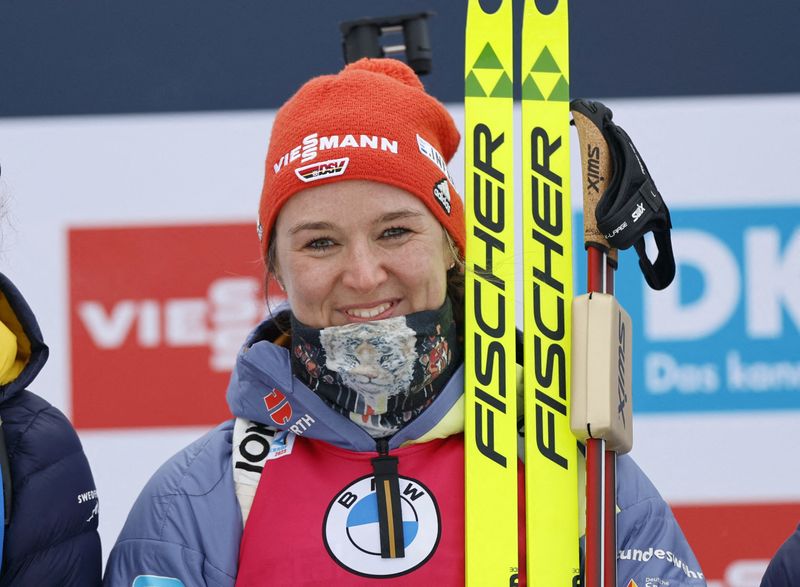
[{"x1": 273, "y1": 180, "x2": 453, "y2": 328}]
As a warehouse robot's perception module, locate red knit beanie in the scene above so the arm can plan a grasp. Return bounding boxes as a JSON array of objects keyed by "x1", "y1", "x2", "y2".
[{"x1": 258, "y1": 58, "x2": 464, "y2": 261}]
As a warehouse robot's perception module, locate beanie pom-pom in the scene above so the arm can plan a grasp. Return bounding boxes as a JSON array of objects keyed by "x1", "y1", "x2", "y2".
[{"x1": 344, "y1": 58, "x2": 424, "y2": 91}]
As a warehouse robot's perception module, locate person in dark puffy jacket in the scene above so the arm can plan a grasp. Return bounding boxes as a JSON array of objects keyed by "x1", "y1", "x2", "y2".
[
  {"x1": 0, "y1": 269, "x2": 102, "y2": 586},
  {"x1": 761, "y1": 524, "x2": 800, "y2": 586}
]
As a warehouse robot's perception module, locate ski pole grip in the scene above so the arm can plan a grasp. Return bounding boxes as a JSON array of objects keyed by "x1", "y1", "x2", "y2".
[{"x1": 572, "y1": 108, "x2": 617, "y2": 262}]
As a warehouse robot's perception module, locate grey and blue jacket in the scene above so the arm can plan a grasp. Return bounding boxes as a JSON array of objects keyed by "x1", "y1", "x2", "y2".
[{"x1": 104, "y1": 315, "x2": 706, "y2": 586}]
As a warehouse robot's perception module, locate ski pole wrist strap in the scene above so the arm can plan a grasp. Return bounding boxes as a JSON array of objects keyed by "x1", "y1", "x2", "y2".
[{"x1": 571, "y1": 98, "x2": 676, "y2": 290}]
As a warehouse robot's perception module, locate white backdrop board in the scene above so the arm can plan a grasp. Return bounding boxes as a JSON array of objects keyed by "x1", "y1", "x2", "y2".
[{"x1": 1, "y1": 94, "x2": 799, "y2": 584}]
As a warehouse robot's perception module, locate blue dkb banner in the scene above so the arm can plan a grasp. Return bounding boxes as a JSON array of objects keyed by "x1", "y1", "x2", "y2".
[{"x1": 575, "y1": 205, "x2": 800, "y2": 414}]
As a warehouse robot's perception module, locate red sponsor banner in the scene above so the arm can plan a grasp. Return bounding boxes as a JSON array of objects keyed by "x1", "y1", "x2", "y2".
[
  {"x1": 671, "y1": 501, "x2": 800, "y2": 586},
  {"x1": 69, "y1": 223, "x2": 282, "y2": 429}
]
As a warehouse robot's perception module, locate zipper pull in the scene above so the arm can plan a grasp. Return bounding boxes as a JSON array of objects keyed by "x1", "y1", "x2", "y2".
[{"x1": 372, "y1": 438, "x2": 405, "y2": 559}]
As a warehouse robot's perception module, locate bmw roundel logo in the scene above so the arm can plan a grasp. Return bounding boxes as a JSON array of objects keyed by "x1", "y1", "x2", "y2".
[{"x1": 323, "y1": 474, "x2": 441, "y2": 578}]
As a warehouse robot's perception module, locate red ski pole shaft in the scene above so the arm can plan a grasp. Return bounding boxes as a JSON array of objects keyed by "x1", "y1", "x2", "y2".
[
  {"x1": 573, "y1": 107, "x2": 618, "y2": 587},
  {"x1": 603, "y1": 260, "x2": 617, "y2": 587}
]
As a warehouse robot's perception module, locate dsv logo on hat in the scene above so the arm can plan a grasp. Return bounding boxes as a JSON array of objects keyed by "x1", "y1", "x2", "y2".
[{"x1": 323, "y1": 474, "x2": 441, "y2": 578}]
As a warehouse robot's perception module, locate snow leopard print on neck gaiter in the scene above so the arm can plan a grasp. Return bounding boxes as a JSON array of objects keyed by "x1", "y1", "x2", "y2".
[{"x1": 290, "y1": 299, "x2": 460, "y2": 438}]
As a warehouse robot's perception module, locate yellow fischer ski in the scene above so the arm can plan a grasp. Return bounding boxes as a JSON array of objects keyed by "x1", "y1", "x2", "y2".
[
  {"x1": 521, "y1": 0, "x2": 581, "y2": 584},
  {"x1": 464, "y1": 1, "x2": 518, "y2": 585}
]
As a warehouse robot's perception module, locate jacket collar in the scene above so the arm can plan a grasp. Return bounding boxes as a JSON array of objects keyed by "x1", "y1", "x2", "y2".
[
  {"x1": 226, "y1": 313, "x2": 464, "y2": 453},
  {"x1": 0, "y1": 273, "x2": 49, "y2": 400}
]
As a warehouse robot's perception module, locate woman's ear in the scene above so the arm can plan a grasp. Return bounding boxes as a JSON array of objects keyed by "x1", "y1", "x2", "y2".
[
  {"x1": 442, "y1": 228, "x2": 461, "y2": 272},
  {"x1": 267, "y1": 237, "x2": 286, "y2": 292},
  {"x1": 273, "y1": 271, "x2": 286, "y2": 292}
]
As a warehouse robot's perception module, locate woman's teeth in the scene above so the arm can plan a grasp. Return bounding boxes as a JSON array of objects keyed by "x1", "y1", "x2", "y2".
[{"x1": 347, "y1": 303, "x2": 391, "y2": 318}]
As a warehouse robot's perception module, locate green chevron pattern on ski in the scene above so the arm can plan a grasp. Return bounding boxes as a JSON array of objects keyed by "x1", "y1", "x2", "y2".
[
  {"x1": 466, "y1": 42, "x2": 513, "y2": 98},
  {"x1": 523, "y1": 45, "x2": 571, "y2": 102}
]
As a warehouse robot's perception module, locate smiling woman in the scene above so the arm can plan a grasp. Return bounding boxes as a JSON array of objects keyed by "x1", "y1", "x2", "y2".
[
  {"x1": 102, "y1": 57, "x2": 702, "y2": 587},
  {"x1": 104, "y1": 57, "x2": 478, "y2": 586},
  {"x1": 272, "y1": 180, "x2": 453, "y2": 328}
]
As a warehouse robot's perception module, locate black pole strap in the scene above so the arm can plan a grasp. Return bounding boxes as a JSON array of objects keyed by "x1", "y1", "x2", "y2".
[{"x1": 571, "y1": 99, "x2": 676, "y2": 290}]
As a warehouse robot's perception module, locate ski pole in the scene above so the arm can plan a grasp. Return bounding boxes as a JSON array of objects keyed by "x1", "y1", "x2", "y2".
[
  {"x1": 571, "y1": 99, "x2": 626, "y2": 587},
  {"x1": 571, "y1": 96, "x2": 676, "y2": 587}
]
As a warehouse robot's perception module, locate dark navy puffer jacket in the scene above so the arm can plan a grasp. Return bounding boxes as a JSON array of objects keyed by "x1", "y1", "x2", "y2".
[
  {"x1": 761, "y1": 524, "x2": 800, "y2": 587},
  {"x1": 0, "y1": 273, "x2": 101, "y2": 586}
]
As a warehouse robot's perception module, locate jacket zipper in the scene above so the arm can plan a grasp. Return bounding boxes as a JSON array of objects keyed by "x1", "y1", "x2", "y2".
[{"x1": 372, "y1": 438, "x2": 405, "y2": 558}]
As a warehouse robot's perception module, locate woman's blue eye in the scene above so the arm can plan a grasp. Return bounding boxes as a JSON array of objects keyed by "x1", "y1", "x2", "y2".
[
  {"x1": 306, "y1": 238, "x2": 334, "y2": 250},
  {"x1": 383, "y1": 226, "x2": 409, "y2": 238}
]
